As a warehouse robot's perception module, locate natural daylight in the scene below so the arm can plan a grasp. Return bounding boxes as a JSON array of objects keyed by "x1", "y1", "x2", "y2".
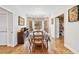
[{"x1": 0, "y1": 5, "x2": 78, "y2": 54}]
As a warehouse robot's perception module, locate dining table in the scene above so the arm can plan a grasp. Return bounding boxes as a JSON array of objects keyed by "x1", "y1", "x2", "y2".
[{"x1": 32, "y1": 31, "x2": 44, "y2": 48}]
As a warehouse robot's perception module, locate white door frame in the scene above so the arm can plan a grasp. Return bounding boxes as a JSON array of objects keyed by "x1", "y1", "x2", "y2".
[{"x1": 55, "y1": 17, "x2": 59, "y2": 38}]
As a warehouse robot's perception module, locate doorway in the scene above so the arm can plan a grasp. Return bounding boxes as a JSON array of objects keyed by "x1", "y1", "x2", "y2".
[
  {"x1": 55, "y1": 14, "x2": 64, "y2": 38},
  {"x1": 55, "y1": 14, "x2": 64, "y2": 48}
]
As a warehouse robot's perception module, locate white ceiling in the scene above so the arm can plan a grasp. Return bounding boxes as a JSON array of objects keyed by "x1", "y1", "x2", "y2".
[
  {"x1": 16, "y1": 5, "x2": 70, "y2": 16},
  {"x1": 3, "y1": 5, "x2": 73, "y2": 16}
]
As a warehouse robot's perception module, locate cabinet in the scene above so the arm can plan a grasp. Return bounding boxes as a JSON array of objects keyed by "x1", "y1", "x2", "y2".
[{"x1": 17, "y1": 31, "x2": 24, "y2": 44}]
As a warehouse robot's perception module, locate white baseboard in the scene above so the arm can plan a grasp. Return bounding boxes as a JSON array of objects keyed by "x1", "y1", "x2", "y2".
[
  {"x1": 0, "y1": 44, "x2": 6, "y2": 45},
  {"x1": 7, "y1": 43, "x2": 17, "y2": 47},
  {"x1": 7, "y1": 44, "x2": 14, "y2": 47},
  {"x1": 64, "y1": 44, "x2": 79, "y2": 54}
]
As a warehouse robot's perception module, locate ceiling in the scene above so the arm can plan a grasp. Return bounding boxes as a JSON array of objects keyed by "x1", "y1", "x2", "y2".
[
  {"x1": 3, "y1": 5, "x2": 73, "y2": 16},
  {"x1": 16, "y1": 5, "x2": 71, "y2": 16}
]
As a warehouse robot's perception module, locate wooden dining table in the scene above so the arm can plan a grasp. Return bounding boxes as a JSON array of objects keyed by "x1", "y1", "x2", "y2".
[{"x1": 32, "y1": 31, "x2": 44, "y2": 48}]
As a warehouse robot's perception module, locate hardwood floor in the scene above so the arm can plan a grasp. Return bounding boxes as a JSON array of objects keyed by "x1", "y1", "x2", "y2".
[
  {"x1": 0, "y1": 37, "x2": 73, "y2": 54},
  {"x1": 55, "y1": 36, "x2": 73, "y2": 54}
]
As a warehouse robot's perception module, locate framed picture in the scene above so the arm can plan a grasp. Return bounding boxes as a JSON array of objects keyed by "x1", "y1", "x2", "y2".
[
  {"x1": 68, "y1": 5, "x2": 79, "y2": 22},
  {"x1": 18, "y1": 16, "x2": 25, "y2": 26}
]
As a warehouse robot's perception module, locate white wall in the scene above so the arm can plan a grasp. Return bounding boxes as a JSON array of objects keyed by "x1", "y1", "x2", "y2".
[
  {"x1": 53, "y1": 5, "x2": 79, "y2": 53},
  {"x1": 49, "y1": 16, "x2": 55, "y2": 38},
  {"x1": 0, "y1": 5, "x2": 26, "y2": 47},
  {"x1": 64, "y1": 6, "x2": 79, "y2": 53}
]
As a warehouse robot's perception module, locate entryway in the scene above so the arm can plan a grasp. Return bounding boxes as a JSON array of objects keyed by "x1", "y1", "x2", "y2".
[{"x1": 55, "y1": 14, "x2": 64, "y2": 49}]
